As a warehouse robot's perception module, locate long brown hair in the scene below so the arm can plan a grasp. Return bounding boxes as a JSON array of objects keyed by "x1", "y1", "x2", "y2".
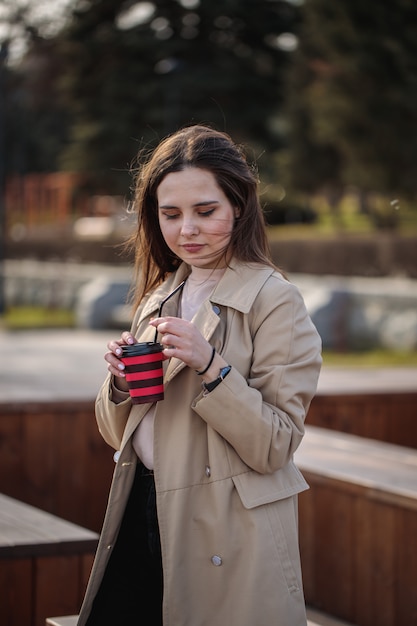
[{"x1": 127, "y1": 124, "x2": 275, "y2": 307}]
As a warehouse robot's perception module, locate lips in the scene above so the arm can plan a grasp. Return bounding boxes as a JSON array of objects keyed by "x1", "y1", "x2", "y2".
[{"x1": 182, "y1": 244, "x2": 205, "y2": 253}]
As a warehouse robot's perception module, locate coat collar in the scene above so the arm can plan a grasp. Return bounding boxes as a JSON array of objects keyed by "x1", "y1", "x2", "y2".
[
  {"x1": 140, "y1": 258, "x2": 277, "y2": 320},
  {"x1": 210, "y1": 258, "x2": 276, "y2": 313}
]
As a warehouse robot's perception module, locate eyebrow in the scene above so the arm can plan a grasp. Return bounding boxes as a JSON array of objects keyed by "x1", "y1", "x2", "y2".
[{"x1": 159, "y1": 200, "x2": 220, "y2": 209}]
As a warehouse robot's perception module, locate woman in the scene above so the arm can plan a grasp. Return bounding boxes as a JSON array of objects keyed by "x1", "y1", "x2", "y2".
[{"x1": 78, "y1": 125, "x2": 322, "y2": 626}]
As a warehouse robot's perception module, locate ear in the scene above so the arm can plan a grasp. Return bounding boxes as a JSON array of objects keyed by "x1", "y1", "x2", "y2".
[{"x1": 234, "y1": 206, "x2": 241, "y2": 219}]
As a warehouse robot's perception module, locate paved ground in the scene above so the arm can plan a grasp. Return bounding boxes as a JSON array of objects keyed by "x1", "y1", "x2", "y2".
[{"x1": 1, "y1": 329, "x2": 415, "y2": 403}]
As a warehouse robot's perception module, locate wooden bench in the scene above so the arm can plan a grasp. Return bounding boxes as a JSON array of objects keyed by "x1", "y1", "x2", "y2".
[
  {"x1": 296, "y1": 426, "x2": 417, "y2": 626},
  {"x1": 0, "y1": 493, "x2": 98, "y2": 626}
]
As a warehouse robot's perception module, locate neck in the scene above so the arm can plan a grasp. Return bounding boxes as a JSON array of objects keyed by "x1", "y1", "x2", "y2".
[{"x1": 189, "y1": 265, "x2": 226, "y2": 280}]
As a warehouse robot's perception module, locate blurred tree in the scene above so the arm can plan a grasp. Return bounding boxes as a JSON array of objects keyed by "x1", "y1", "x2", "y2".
[
  {"x1": 0, "y1": 1, "x2": 73, "y2": 177},
  {"x1": 8, "y1": 37, "x2": 72, "y2": 175},
  {"x1": 33, "y1": 0, "x2": 300, "y2": 193},
  {"x1": 285, "y1": 0, "x2": 417, "y2": 202}
]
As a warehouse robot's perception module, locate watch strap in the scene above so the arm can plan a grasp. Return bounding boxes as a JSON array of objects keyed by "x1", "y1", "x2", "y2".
[{"x1": 202, "y1": 365, "x2": 232, "y2": 393}]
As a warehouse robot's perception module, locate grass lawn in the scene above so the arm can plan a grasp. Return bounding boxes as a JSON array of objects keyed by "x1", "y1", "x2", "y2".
[
  {"x1": 323, "y1": 349, "x2": 417, "y2": 368},
  {"x1": 268, "y1": 194, "x2": 417, "y2": 239},
  {"x1": 3, "y1": 306, "x2": 75, "y2": 329}
]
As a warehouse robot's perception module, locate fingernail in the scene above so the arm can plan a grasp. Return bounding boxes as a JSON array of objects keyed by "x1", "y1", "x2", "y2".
[
  {"x1": 118, "y1": 363, "x2": 125, "y2": 370},
  {"x1": 127, "y1": 337, "x2": 134, "y2": 344},
  {"x1": 115, "y1": 348, "x2": 122, "y2": 356}
]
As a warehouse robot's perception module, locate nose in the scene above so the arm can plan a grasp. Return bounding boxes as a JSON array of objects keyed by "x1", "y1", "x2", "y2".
[{"x1": 180, "y1": 218, "x2": 199, "y2": 237}]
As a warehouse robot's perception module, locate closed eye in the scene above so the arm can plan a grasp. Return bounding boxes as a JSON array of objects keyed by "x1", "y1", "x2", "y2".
[
  {"x1": 161, "y1": 211, "x2": 180, "y2": 220},
  {"x1": 160, "y1": 207, "x2": 216, "y2": 220}
]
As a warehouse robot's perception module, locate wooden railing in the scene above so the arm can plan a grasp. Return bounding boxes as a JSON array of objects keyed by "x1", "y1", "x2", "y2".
[{"x1": 307, "y1": 391, "x2": 417, "y2": 449}]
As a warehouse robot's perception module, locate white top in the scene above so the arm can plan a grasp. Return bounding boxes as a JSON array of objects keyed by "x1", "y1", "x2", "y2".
[{"x1": 132, "y1": 266, "x2": 226, "y2": 469}]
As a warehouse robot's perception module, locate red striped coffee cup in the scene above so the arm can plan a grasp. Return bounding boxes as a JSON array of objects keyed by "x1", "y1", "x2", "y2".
[{"x1": 121, "y1": 342, "x2": 164, "y2": 404}]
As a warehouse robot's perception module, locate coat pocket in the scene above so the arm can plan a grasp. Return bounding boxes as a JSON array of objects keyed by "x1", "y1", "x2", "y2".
[{"x1": 231, "y1": 461, "x2": 309, "y2": 509}]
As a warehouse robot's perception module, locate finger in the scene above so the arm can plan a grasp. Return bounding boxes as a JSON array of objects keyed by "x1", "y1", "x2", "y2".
[
  {"x1": 149, "y1": 317, "x2": 167, "y2": 337},
  {"x1": 108, "y1": 333, "x2": 135, "y2": 356},
  {"x1": 154, "y1": 321, "x2": 178, "y2": 340},
  {"x1": 121, "y1": 332, "x2": 135, "y2": 345},
  {"x1": 149, "y1": 316, "x2": 182, "y2": 330},
  {"x1": 105, "y1": 356, "x2": 126, "y2": 378}
]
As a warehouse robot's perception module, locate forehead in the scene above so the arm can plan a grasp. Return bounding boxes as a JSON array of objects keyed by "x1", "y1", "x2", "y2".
[{"x1": 157, "y1": 167, "x2": 224, "y2": 203}]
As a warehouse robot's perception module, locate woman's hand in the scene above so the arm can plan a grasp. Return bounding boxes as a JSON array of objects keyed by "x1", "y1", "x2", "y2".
[
  {"x1": 149, "y1": 316, "x2": 213, "y2": 373},
  {"x1": 104, "y1": 331, "x2": 136, "y2": 391}
]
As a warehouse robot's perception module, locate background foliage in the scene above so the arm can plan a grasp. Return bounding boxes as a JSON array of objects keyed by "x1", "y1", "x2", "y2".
[
  {"x1": 3, "y1": 0, "x2": 299, "y2": 193},
  {"x1": 284, "y1": 0, "x2": 417, "y2": 203},
  {"x1": 2, "y1": 0, "x2": 417, "y2": 211}
]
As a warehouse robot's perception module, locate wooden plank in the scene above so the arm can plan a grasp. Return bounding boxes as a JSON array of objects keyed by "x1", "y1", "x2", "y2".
[
  {"x1": 396, "y1": 508, "x2": 417, "y2": 623},
  {"x1": 35, "y1": 556, "x2": 82, "y2": 626},
  {"x1": 25, "y1": 411, "x2": 57, "y2": 513},
  {"x1": 0, "y1": 410, "x2": 25, "y2": 501},
  {"x1": 0, "y1": 558, "x2": 32, "y2": 626},
  {"x1": 355, "y1": 499, "x2": 397, "y2": 626},
  {"x1": 0, "y1": 493, "x2": 98, "y2": 559},
  {"x1": 299, "y1": 485, "x2": 356, "y2": 624},
  {"x1": 296, "y1": 427, "x2": 417, "y2": 510},
  {"x1": 307, "y1": 392, "x2": 417, "y2": 448},
  {"x1": 298, "y1": 427, "x2": 417, "y2": 626},
  {"x1": 80, "y1": 553, "x2": 94, "y2": 597},
  {"x1": 54, "y1": 404, "x2": 112, "y2": 531},
  {"x1": 319, "y1": 488, "x2": 355, "y2": 620}
]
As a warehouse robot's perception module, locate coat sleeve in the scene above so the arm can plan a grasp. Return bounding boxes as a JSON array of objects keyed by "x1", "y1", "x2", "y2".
[
  {"x1": 95, "y1": 374, "x2": 132, "y2": 450},
  {"x1": 192, "y1": 278, "x2": 322, "y2": 474}
]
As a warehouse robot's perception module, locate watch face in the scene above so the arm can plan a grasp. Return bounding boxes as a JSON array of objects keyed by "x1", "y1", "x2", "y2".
[{"x1": 220, "y1": 366, "x2": 231, "y2": 378}]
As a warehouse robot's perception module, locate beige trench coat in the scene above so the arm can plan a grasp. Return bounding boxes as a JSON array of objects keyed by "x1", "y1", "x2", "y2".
[{"x1": 78, "y1": 259, "x2": 322, "y2": 626}]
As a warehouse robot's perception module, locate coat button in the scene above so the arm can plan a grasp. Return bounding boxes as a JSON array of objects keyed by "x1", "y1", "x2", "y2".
[
  {"x1": 113, "y1": 451, "x2": 120, "y2": 463},
  {"x1": 212, "y1": 305, "x2": 221, "y2": 315},
  {"x1": 211, "y1": 555, "x2": 223, "y2": 566},
  {"x1": 205, "y1": 465, "x2": 211, "y2": 477}
]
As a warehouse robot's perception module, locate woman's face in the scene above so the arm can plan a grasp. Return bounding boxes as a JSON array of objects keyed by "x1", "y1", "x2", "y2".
[{"x1": 157, "y1": 167, "x2": 238, "y2": 269}]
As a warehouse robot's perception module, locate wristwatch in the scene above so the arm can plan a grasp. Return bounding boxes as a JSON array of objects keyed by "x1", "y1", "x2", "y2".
[{"x1": 202, "y1": 365, "x2": 232, "y2": 394}]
